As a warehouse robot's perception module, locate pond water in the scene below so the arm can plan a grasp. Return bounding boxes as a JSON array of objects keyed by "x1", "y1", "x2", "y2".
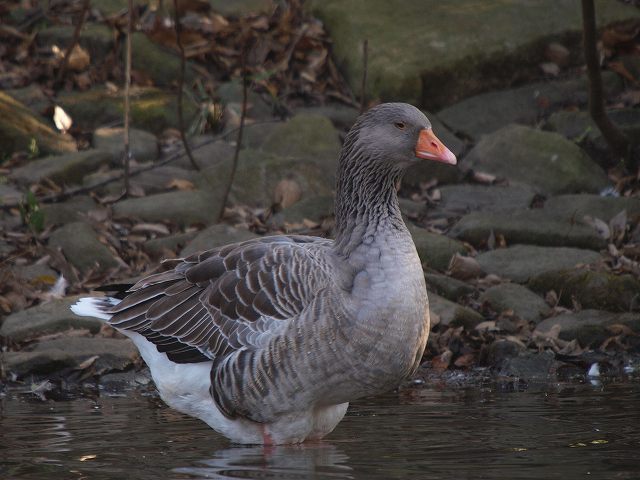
[{"x1": 1, "y1": 378, "x2": 639, "y2": 479}]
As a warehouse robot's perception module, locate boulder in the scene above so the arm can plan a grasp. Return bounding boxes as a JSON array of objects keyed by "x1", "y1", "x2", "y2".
[
  {"x1": 143, "y1": 231, "x2": 198, "y2": 258},
  {"x1": 92, "y1": 127, "x2": 158, "y2": 164},
  {"x1": 112, "y1": 190, "x2": 221, "y2": 227},
  {"x1": 476, "y1": 245, "x2": 602, "y2": 283},
  {"x1": 130, "y1": 33, "x2": 195, "y2": 87},
  {"x1": 36, "y1": 24, "x2": 114, "y2": 62},
  {"x1": 0, "y1": 92, "x2": 76, "y2": 157},
  {"x1": 535, "y1": 310, "x2": 640, "y2": 347},
  {"x1": 428, "y1": 291, "x2": 484, "y2": 329},
  {"x1": 1, "y1": 336, "x2": 138, "y2": 378},
  {"x1": 11, "y1": 150, "x2": 111, "y2": 186},
  {"x1": 464, "y1": 125, "x2": 610, "y2": 195},
  {"x1": 57, "y1": 87, "x2": 197, "y2": 134},
  {"x1": 498, "y1": 350, "x2": 556, "y2": 379},
  {"x1": 311, "y1": 0, "x2": 638, "y2": 108},
  {"x1": 0, "y1": 184, "x2": 22, "y2": 205},
  {"x1": 543, "y1": 194, "x2": 640, "y2": 223},
  {"x1": 528, "y1": 268, "x2": 640, "y2": 312},
  {"x1": 48, "y1": 222, "x2": 119, "y2": 274},
  {"x1": 480, "y1": 283, "x2": 550, "y2": 323},
  {"x1": 430, "y1": 184, "x2": 537, "y2": 219},
  {"x1": 261, "y1": 114, "x2": 341, "y2": 168},
  {"x1": 409, "y1": 225, "x2": 467, "y2": 271},
  {"x1": 41, "y1": 195, "x2": 98, "y2": 227},
  {"x1": 0, "y1": 296, "x2": 103, "y2": 343},
  {"x1": 437, "y1": 72, "x2": 623, "y2": 140},
  {"x1": 180, "y1": 224, "x2": 259, "y2": 257},
  {"x1": 425, "y1": 273, "x2": 475, "y2": 302},
  {"x1": 449, "y1": 209, "x2": 607, "y2": 250},
  {"x1": 278, "y1": 195, "x2": 334, "y2": 225},
  {"x1": 294, "y1": 103, "x2": 360, "y2": 130}
]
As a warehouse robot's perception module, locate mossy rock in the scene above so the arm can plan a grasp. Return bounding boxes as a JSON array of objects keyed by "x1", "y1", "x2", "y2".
[
  {"x1": 449, "y1": 209, "x2": 607, "y2": 250},
  {"x1": 311, "y1": 0, "x2": 638, "y2": 109},
  {"x1": 180, "y1": 224, "x2": 259, "y2": 257},
  {"x1": 480, "y1": 283, "x2": 550, "y2": 323},
  {"x1": 409, "y1": 225, "x2": 467, "y2": 271},
  {"x1": 48, "y1": 221, "x2": 119, "y2": 273},
  {"x1": 279, "y1": 195, "x2": 335, "y2": 224},
  {"x1": 430, "y1": 184, "x2": 537, "y2": 219},
  {"x1": 464, "y1": 125, "x2": 609, "y2": 195},
  {"x1": 0, "y1": 92, "x2": 76, "y2": 158},
  {"x1": 209, "y1": 0, "x2": 274, "y2": 15},
  {"x1": 130, "y1": 33, "x2": 196, "y2": 87},
  {"x1": 41, "y1": 195, "x2": 98, "y2": 227},
  {"x1": 36, "y1": 24, "x2": 114, "y2": 62},
  {"x1": 57, "y1": 87, "x2": 197, "y2": 134},
  {"x1": 10, "y1": 150, "x2": 112, "y2": 186},
  {"x1": 528, "y1": 268, "x2": 640, "y2": 312},
  {"x1": 536, "y1": 310, "x2": 640, "y2": 347},
  {"x1": 428, "y1": 291, "x2": 484, "y2": 329},
  {"x1": 425, "y1": 273, "x2": 475, "y2": 302},
  {"x1": 543, "y1": 194, "x2": 640, "y2": 223}
]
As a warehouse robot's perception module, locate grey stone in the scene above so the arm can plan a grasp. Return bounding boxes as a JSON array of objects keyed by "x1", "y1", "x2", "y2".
[
  {"x1": 463, "y1": 125, "x2": 610, "y2": 195},
  {"x1": 0, "y1": 92, "x2": 76, "y2": 157},
  {"x1": 5, "y1": 85, "x2": 49, "y2": 111},
  {"x1": 278, "y1": 195, "x2": 334, "y2": 225},
  {"x1": 180, "y1": 224, "x2": 259, "y2": 257},
  {"x1": 486, "y1": 338, "x2": 527, "y2": 369},
  {"x1": 437, "y1": 72, "x2": 623, "y2": 140},
  {"x1": 261, "y1": 114, "x2": 341, "y2": 167},
  {"x1": 36, "y1": 24, "x2": 114, "y2": 62},
  {"x1": 48, "y1": 222, "x2": 119, "y2": 274},
  {"x1": 0, "y1": 183, "x2": 22, "y2": 205},
  {"x1": 57, "y1": 87, "x2": 197, "y2": 134},
  {"x1": 9, "y1": 263, "x2": 58, "y2": 287},
  {"x1": 480, "y1": 283, "x2": 550, "y2": 323},
  {"x1": 99, "y1": 369, "x2": 152, "y2": 393},
  {"x1": 425, "y1": 273, "x2": 475, "y2": 302},
  {"x1": 528, "y1": 268, "x2": 640, "y2": 312},
  {"x1": 112, "y1": 190, "x2": 221, "y2": 227},
  {"x1": 217, "y1": 81, "x2": 273, "y2": 120},
  {"x1": 544, "y1": 194, "x2": 640, "y2": 223},
  {"x1": 41, "y1": 195, "x2": 98, "y2": 227},
  {"x1": 143, "y1": 231, "x2": 198, "y2": 258},
  {"x1": 545, "y1": 108, "x2": 640, "y2": 161},
  {"x1": 310, "y1": 0, "x2": 638, "y2": 108},
  {"x1": 0, "y1": 296, "x2": 103, "y2": 343},
  {"x1": 535, "y1": 309, "x2": 640, "y2": 347},
  {"x1": 11, "y1": 150, "x2": 111, "y2": 186},
  {"x1": 130, "y1": 33, "x2": 195, "y2": 87},
  {"x1": 498, "y1": 350, "x2": 556, "y2": 379},
  {"x1": 91, "y1": 0, "x2": 150, "y2": 16},
  {"x1": 449, "y1": 209, "x2": 607, "y2": 250},
  {"x1": 1, "y1": 336, "x2": 138, "y2": 378},
  {"x1": 430, "y1": 184, "x2": 537, "y2": 219},
  {"x1": 92, "y1": 127, "x2": 158, "y2": 164},
  {"x1": 409, "y1": 225, "x2": 467, "y2": 271},
  {"x1": 476, "y1": 245, "x2": 602, "y2": 283},
  {"x1": 294, "y1": 104, "x2": 360, "y2": 130},
  {"x1": 428, "y1": 291, "x2": 484, "y2": 329}
]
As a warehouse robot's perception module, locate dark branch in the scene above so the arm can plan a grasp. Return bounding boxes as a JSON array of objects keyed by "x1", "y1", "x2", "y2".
[{"x1": 55, "y1": 0, "x2": 91, "y2": 87}]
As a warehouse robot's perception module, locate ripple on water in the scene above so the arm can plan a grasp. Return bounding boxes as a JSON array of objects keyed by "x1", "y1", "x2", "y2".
[{"x1": 1, "y1": 381, "x2": 639, "y2": 480}]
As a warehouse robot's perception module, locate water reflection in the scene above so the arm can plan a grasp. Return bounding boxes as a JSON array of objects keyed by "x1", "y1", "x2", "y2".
[
  {"x1": 1, "y1": 380, "x2": 640, "y2": 479},
  {"x1": 174, "y1": 444, "x2": 352, "y2": 479}
]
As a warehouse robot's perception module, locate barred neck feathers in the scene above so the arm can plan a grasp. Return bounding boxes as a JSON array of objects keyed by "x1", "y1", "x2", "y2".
[{"x1": 333, "y1": 126, "x2": 405, "y2": 256}]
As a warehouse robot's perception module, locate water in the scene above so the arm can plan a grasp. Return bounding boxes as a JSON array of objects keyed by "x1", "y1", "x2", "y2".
[{"x1": 1, "y1": 379, "x2": 639, "y2": 479}]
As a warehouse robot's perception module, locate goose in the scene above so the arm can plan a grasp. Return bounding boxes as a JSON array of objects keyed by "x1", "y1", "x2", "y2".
[{"x1": 71, "y1": 103, "x2": 457, "y2": 445}]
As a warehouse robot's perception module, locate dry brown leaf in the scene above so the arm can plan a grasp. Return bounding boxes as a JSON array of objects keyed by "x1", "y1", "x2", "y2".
[
  {"x1": 67, "y1": 44, "x2": 90, "y2": 71},
  {"x1": 273, "y1": 178, "x2": 302, "y2": 209},
  {"x1": 447, "y1": 253, "x2": 484, "y2": 280},
  {"x1": 166, "y1": 178, "x2": 196, "y2": 191}
]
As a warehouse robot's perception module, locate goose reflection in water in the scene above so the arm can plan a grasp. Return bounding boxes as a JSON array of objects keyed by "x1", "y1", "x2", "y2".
[{"x1": 172, "y1": 444, "x2": 353, "y2": 480}]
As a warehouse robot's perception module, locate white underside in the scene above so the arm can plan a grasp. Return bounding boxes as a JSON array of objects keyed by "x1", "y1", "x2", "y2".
[{"x1": 71, "y1": 297, "x2": 348, "y2": 444}]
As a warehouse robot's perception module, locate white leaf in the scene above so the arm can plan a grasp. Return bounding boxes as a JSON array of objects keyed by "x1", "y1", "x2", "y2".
[{"x1": 53, "y1": 105, "x2": 72, "y2": 133}]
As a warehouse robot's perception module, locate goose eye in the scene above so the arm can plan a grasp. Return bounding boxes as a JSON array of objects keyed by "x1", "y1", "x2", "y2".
[{"x1": 394, "y1": 122, "x2": 406, "y2": 130}]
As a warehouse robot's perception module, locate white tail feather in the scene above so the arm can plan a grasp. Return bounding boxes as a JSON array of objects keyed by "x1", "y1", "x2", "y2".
[{"x1": 70, "y1": 297, "x2": 119, "y2": 321}]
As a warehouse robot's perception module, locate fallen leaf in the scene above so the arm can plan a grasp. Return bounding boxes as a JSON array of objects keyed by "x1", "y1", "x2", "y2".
[
  {"x1": 166, "y1": 178, "x2": 195, "y2": 191},
  {"x1": 447, "y1": 253, "x2": 484, "y2": 280},
  {"x1": 273, "y1": 178, "x2": 302, "y2": 209},
  {"x1": 53, "y1": 105, "x2": 73, "y2": 133},
  {"x1": 67, "y1": 44, "x2": 90, "y2": 71}
]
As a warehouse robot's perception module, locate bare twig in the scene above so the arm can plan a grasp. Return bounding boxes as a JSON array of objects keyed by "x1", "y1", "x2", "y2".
[
  {"x1": 0, "y1": 121, "x2": 281, "y2": 210},
  {"x1": 173, "y1": 0, "x2": 200, "y2": 171},
  {"x1": 581, "y1": 0, "x2": 633, "y2": 170},
  {"x1": 122, "y1": 0, "x2": 134, "y2": 196},
  {"x1": 360, "y1": 39, "x2": 368, "y2": 114},
  {"x1": 55, "y1": 0, "x2": 91, "y2": 87},
  {"x1": 217, "y1": 54, "x2": 249, "y2": 222}
]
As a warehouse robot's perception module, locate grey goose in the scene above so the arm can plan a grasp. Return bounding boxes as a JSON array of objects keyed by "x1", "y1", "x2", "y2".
[{"x1": 72, "y1": 103, "x2": 457, "y2": 444}]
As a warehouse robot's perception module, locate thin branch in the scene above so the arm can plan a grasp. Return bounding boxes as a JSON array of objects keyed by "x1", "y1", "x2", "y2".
[
  {"x1": 173, "y1": 0, "x2": 200, "y2": 171},
  {"x1": 217, "y1": 55, "x2": 249, "y2": 222},
  {"x1": 122, "y1": 0, "x2": 133, "y2": 196},
  {"x1": 360, "y1": 39, "x2": 368, "y2": 114},
  {"x1": 1, "y1": 121, "x2": 281, "y2": 210},
  {"x1": 55, "y1": 0, "x2": 91, "y2": 87},
  {"x1": 581, "y1": 0, "x2": 632, "y2": 169}
]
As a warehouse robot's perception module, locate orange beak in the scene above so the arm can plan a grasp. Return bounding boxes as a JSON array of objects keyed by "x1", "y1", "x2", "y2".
[{"x1": 415, "y1": 128, "x2": 457, "y2": 165}]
